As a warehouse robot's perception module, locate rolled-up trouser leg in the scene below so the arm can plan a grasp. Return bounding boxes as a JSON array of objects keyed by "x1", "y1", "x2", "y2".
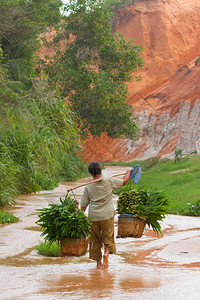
[
  {"x1": 89, "y1": 221, "x2": 103, "y2": 262},
  {"x1": 100, "y1": 217, "x2": 116, "y2": 254},
  {"x1": 89, "y1": 217, "x2": 116, "y2": 261}
]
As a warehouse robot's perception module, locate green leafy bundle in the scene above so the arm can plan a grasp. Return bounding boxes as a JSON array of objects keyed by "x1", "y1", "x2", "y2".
[
  {"x1": 117, "y1": 189, "x2": 169, "y2": 235},
  {"x1": 36, "y1": 195, "x2": 91, "y2": 242}
]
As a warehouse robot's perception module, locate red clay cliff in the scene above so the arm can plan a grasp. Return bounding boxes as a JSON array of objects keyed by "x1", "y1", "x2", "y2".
[{"x1": 82, "y1": 0, "x2": 200, "y2": 162}]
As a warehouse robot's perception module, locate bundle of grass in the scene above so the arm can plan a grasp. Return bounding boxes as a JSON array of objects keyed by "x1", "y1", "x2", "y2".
[
  {"x1": 117, "y1": 188, "x2": 169, "y2": 237},
  {"x1": 36, "y1": 195, "x2": 91, "y2": 256}
]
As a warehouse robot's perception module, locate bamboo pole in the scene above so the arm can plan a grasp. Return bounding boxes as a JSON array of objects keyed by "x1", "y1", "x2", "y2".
[{"x1": 67, "y1": 172, "x2": 126, "y2": 192}]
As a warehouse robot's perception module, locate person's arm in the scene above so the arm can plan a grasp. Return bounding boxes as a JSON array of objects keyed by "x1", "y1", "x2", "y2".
[
  {"x1": 123, "y1": 169, "x2": 131, "y2": 186},
  {"x1": 80, "y1": 187, "x2": 89, "y2": 212}
]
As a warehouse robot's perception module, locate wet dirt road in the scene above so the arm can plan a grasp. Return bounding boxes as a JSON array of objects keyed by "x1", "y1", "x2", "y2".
[{"x1": 0, "y1": 166, "x2": 200, "y2": 300}]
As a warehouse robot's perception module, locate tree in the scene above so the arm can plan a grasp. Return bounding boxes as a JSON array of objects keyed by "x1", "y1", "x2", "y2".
[
  {"x1": 45, "y1": 0, "x2": 143, "y2": 139},
  {"x1": 0, "y1": 0, "x2": 62, "y2": 91},
  {"x1": 0, "y1": 1, "x2": 88, "y2": 204}
]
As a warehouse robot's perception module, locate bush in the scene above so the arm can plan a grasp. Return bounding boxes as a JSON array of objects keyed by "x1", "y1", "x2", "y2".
[
  {"x1": 0, "y1": 211, "x2": 19, "y2": 224},
  {"x1": 142, "y1": 156, "x2": 160, "y2": 171},
  {"x1": 184, "y1": 200, "x2": 200, "y2": 216}
]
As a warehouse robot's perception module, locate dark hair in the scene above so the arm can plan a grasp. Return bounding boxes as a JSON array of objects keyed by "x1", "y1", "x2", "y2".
[{"x1": 88, "y1": 161, "x2": 102, "y2": 176}]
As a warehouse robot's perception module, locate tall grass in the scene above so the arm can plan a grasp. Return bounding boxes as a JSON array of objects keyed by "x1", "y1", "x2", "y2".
[
  {"x1": 0, "y1": 81, "x2": 87, "y2": 206},
  {"x1": 35, "y1": 241, "x2": 61, "y2": 257},
  {"x1": 0, "y1": 144, "x2": 19, "y2": 206},
  {"x1": 107, "y1": 155, "x2": 200, "y2": 215}
]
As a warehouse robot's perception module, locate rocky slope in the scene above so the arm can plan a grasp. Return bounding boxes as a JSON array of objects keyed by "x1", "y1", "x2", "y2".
[{"x1": 82, "y1": 0, "x2": 200, "y2": 162}]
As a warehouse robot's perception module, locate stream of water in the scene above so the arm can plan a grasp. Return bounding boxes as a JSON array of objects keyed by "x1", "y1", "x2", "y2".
[{"x1": 0, "y1": 166, "x2": 200, "y2": 299}]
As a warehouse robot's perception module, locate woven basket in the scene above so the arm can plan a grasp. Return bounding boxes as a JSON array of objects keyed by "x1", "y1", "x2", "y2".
[
  {"x1": 60, "y1": 236, "x2": 89, "y2": 256},
  {"x1": 118, "y1": 214, "x2": 146, "y2": 238}
]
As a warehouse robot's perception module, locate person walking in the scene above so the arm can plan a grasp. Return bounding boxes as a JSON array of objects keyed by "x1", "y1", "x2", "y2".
[{"x1": 80, "y1": 161, "x2": 131, "y2": 269}]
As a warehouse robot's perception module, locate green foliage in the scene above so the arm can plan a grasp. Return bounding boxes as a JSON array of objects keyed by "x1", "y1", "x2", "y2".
[
  {"x1": 0, "y1": 81, "x2": 87, "y2": 203},
  {"x1": 0, "y1": 0, "x2": 142, "y2": 205},
  {"x1": 0, "y1": 0, "x2": 91, "y2": 206},
  {"x1": 35, "y1": 241, "x2": 61, "y2": 257},
  {"x1": 113, "y1": 154, "x2": 200, "y2": 215},
  {"x1": 117, "y1": 188, "x2": 169, "y2": 235},
  {"x1": 141, "y1": 156, "x2": 160, "y2": 171},
  {"x1": 0, "y1": 211, "x2": 19, "y2": 224},
  {"x1": 174, "y1": 148, "x2": 183, "y2": 163},
  {"x1": 0, "y1": 0, "x2": 62, "y2": 90},
  {"x1": 0, "y1": 144, "x2": 19, "y2": 205},
  {"x1": 184, "y1": 200, "x2": 200, "y2": 216},
  {"x1": 174, "y1": 148, "x2": 197, "y2": 164},
  {"x1": 104, "y1": 0, "x2": 136, "y2": 16},
  {"x1": 45, "y1": 0, "x2": 143, "y2": 139},
  {"x1": 36, "y1": 195, "x2": 91, "y2": 243}
]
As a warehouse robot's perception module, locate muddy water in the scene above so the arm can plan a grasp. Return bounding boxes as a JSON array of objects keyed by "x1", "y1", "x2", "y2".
[{"x1": 0, "y1": 166, "x2": 200, "y2": 300}]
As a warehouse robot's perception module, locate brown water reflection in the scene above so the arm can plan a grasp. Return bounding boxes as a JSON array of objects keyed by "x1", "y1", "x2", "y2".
[
  {"x1": 39, "y1": 269, "x2": 160, "y2": 299},
  {"x1": 119, "y1": 276, "x2": 160, "y2": 290},
  {"x1": 41, "y1": 271, "x2": 115, "y2": 296},
  {"x1": 0, "y1": 166, "x2": 200, "y2": 300}
]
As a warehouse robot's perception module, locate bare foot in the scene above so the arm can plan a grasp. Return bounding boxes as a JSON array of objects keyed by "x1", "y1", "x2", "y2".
[
  {"x1": 102, "y1": 252, "x2": 109, "y2": 270},
  {"x1": 97, "y1": 261, "x2": 102, "y2": 269}
]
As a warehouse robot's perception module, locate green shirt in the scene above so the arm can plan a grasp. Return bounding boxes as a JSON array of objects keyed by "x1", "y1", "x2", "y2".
[{"x1": 80, "y1": 177, "x2": 123, "y2": 221}]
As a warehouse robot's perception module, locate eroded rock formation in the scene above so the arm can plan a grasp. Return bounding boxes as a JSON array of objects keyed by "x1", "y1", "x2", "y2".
[{"x1": 82, "y1": 0, "x2": 200, "y2": 162}]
